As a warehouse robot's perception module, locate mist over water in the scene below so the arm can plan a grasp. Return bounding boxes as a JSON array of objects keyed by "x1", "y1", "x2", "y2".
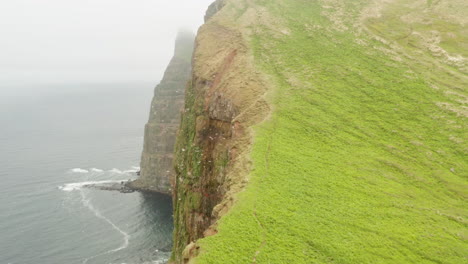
[
  {"x1": 0, "y1": 0, "x2": 215, "y2": 86},
  {"x1": 0, "y1": 1, "x2": 217, "y2": 262},
  {"x1": 0, "y1": 84, "x2": 173, "y2": 264}
]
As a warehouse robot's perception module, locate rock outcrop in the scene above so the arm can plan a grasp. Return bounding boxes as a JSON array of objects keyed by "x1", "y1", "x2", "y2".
[{"x1": 129, "y1": 31, "x2": 195, "y2": 194}]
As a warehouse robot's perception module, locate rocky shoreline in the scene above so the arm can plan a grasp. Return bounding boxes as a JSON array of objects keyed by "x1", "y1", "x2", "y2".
[
  {"x1": 81, "y1": 180, "x2": 136, "y2": 193},
  {"x1": 81, "y1": 175, "x2": 173, "y2": 195}
]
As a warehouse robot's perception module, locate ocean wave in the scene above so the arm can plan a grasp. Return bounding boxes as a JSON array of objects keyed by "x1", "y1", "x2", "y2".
[
  {"x1": 67, "y1": 166, "x2": 138, "y2": 175},
  {"x1": 109, "y1": 168, "x2": 140, "y2": 174},
  {"x1": 69, "y1": 168, "x2": 89, "y2": 173},
  {"x1": 59, "y1": 180, "x2": 121, "y2": 192},
  {"x1": 122, "y1": 166, "x2": 140, "y2": 174},
  {"x1": 109, "y1": 168, "x2": 125, "y2": 174}
]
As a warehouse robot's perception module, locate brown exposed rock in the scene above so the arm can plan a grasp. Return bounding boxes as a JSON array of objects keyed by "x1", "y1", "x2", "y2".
[{"x1": 171, "y1": 0, "x2": 271, "y2": 262}]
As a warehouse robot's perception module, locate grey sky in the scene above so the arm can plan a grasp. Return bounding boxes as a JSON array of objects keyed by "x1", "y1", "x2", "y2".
[{"x1": 0, "y1": 0, "x2": 214, "y2": 87}]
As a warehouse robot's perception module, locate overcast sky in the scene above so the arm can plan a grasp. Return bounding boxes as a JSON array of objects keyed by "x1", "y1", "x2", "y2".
[{"x1": 0, "y1": 0, "x2": 214, "y2": 88}]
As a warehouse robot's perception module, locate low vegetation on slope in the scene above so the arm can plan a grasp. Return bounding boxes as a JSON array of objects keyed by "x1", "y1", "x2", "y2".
[{"x1": 189, "y1": 0, "x2": 467, "y2": 263}]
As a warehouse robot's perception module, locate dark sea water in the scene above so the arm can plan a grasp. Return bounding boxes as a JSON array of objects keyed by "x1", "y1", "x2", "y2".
[{"x1": 0, "y1": 83, "x2": 173, "y2": 264}]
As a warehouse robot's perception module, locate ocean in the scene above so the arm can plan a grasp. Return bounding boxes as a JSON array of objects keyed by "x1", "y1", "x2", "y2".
[{"x1": 0, "y1": 83, "x2": 173, "y2": 264}]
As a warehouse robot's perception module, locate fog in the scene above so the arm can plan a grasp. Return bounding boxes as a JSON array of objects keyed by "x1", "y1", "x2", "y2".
[{"x1": 0, "y1": 0, "x2": 214, "y2": 89}]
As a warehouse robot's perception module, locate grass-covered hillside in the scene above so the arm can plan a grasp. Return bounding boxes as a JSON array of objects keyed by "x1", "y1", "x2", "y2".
[{"x1": 189, "y1": 0, "x2": 467, "y2": 263}]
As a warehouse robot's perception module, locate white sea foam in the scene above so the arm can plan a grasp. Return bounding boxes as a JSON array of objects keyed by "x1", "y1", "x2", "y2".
[
  {"x1": 67, "y1": 166, "x2": 138, "y2": 175},
  {"x1": 79, "y1": 189, "x2": 130, "y2": 264},
  {"x1": 151, "y1": 259, "x2": 169, "y2": 264},
  {"x1": 109, "y1": 168, "x2": 140, "y2": 174},
  {"x1": 109, "y1": 168, "x2": 124, "y2": 174},
  {"x1": 69, "y1": 168, "x2": 89, "y2": 173},
  {"x1": 59, "y1": 180, "x2": 121, "y2": 192},
  {"x1": 60, "y1": 166, "x2": 139, "y2": 263},
  {"x1": 123, "y1": 166, "x2": 141, "y2": 173}
]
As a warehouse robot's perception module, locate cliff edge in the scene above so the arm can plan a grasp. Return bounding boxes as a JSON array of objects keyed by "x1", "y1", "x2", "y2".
[{"x1": 170, "y1": 0, "x2": 467, "y2": 263}]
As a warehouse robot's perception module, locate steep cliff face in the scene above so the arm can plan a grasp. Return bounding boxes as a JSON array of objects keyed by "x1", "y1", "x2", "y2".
[
  {"x1": 171, "y1": 1, "x2": 270, "y2": 262},
  {"x1": 130, "y1": 31, "x2": 195, "y2": 194},
  {"x1": 172, "y1": 0, "x2": 467, "y2": 263}
]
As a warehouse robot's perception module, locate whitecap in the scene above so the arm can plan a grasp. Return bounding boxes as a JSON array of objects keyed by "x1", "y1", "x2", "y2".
[
  {"x1": 109, "y1": 168, "x2": 124, "y2": 174},
  {"x1": 59, "y1": 180, "x2": 120, "y2": 192},
  {"x1": 90, "y1": 168, "x2": 104, "y2": 173},
  {"x1": 122, "y1": 166, "x2": 140, "y2": 174},
  {"x1": 69, "y1": 168, "x2": 89, "y2": 173}
]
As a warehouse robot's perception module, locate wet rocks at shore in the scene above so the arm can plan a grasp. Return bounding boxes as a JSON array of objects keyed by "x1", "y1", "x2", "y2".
[{"x1": 82, "y1": 181, "x2": 136, "y2": 193}]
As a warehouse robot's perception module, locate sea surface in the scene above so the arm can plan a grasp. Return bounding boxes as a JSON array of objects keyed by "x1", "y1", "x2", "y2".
[{"x1": 0, "y1": 83, "x2": 173, "y2": 264}]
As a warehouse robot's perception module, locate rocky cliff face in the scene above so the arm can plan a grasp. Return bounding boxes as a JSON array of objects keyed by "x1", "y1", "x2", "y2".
[
  {"x1": 130, "y1": 31, "x2": 195, "y2": 194},
  {"x1": 171, "y1": 1, "x2": 270, "y2": 262}
]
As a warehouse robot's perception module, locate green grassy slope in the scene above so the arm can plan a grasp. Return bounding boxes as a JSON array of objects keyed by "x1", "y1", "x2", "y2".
[{"x1": 195, "y1": 0, "x2": 467, "y2": 263}]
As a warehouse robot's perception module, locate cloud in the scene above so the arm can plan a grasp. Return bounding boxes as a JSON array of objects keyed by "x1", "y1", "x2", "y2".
[{"x1": 0, "y1": 0, "x2": 214, "y2": 86}]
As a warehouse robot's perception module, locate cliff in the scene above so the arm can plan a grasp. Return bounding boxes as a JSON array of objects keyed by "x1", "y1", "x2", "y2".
[
  {"x1": 130, "y1": 31, "x2": 195, "y2": 194},
  {"x1": 170, "y1": 0, "x2": 467, "y2": 263},
  {"x1": 171, "y1": 1, "x2": 270, "y2": 261}
]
